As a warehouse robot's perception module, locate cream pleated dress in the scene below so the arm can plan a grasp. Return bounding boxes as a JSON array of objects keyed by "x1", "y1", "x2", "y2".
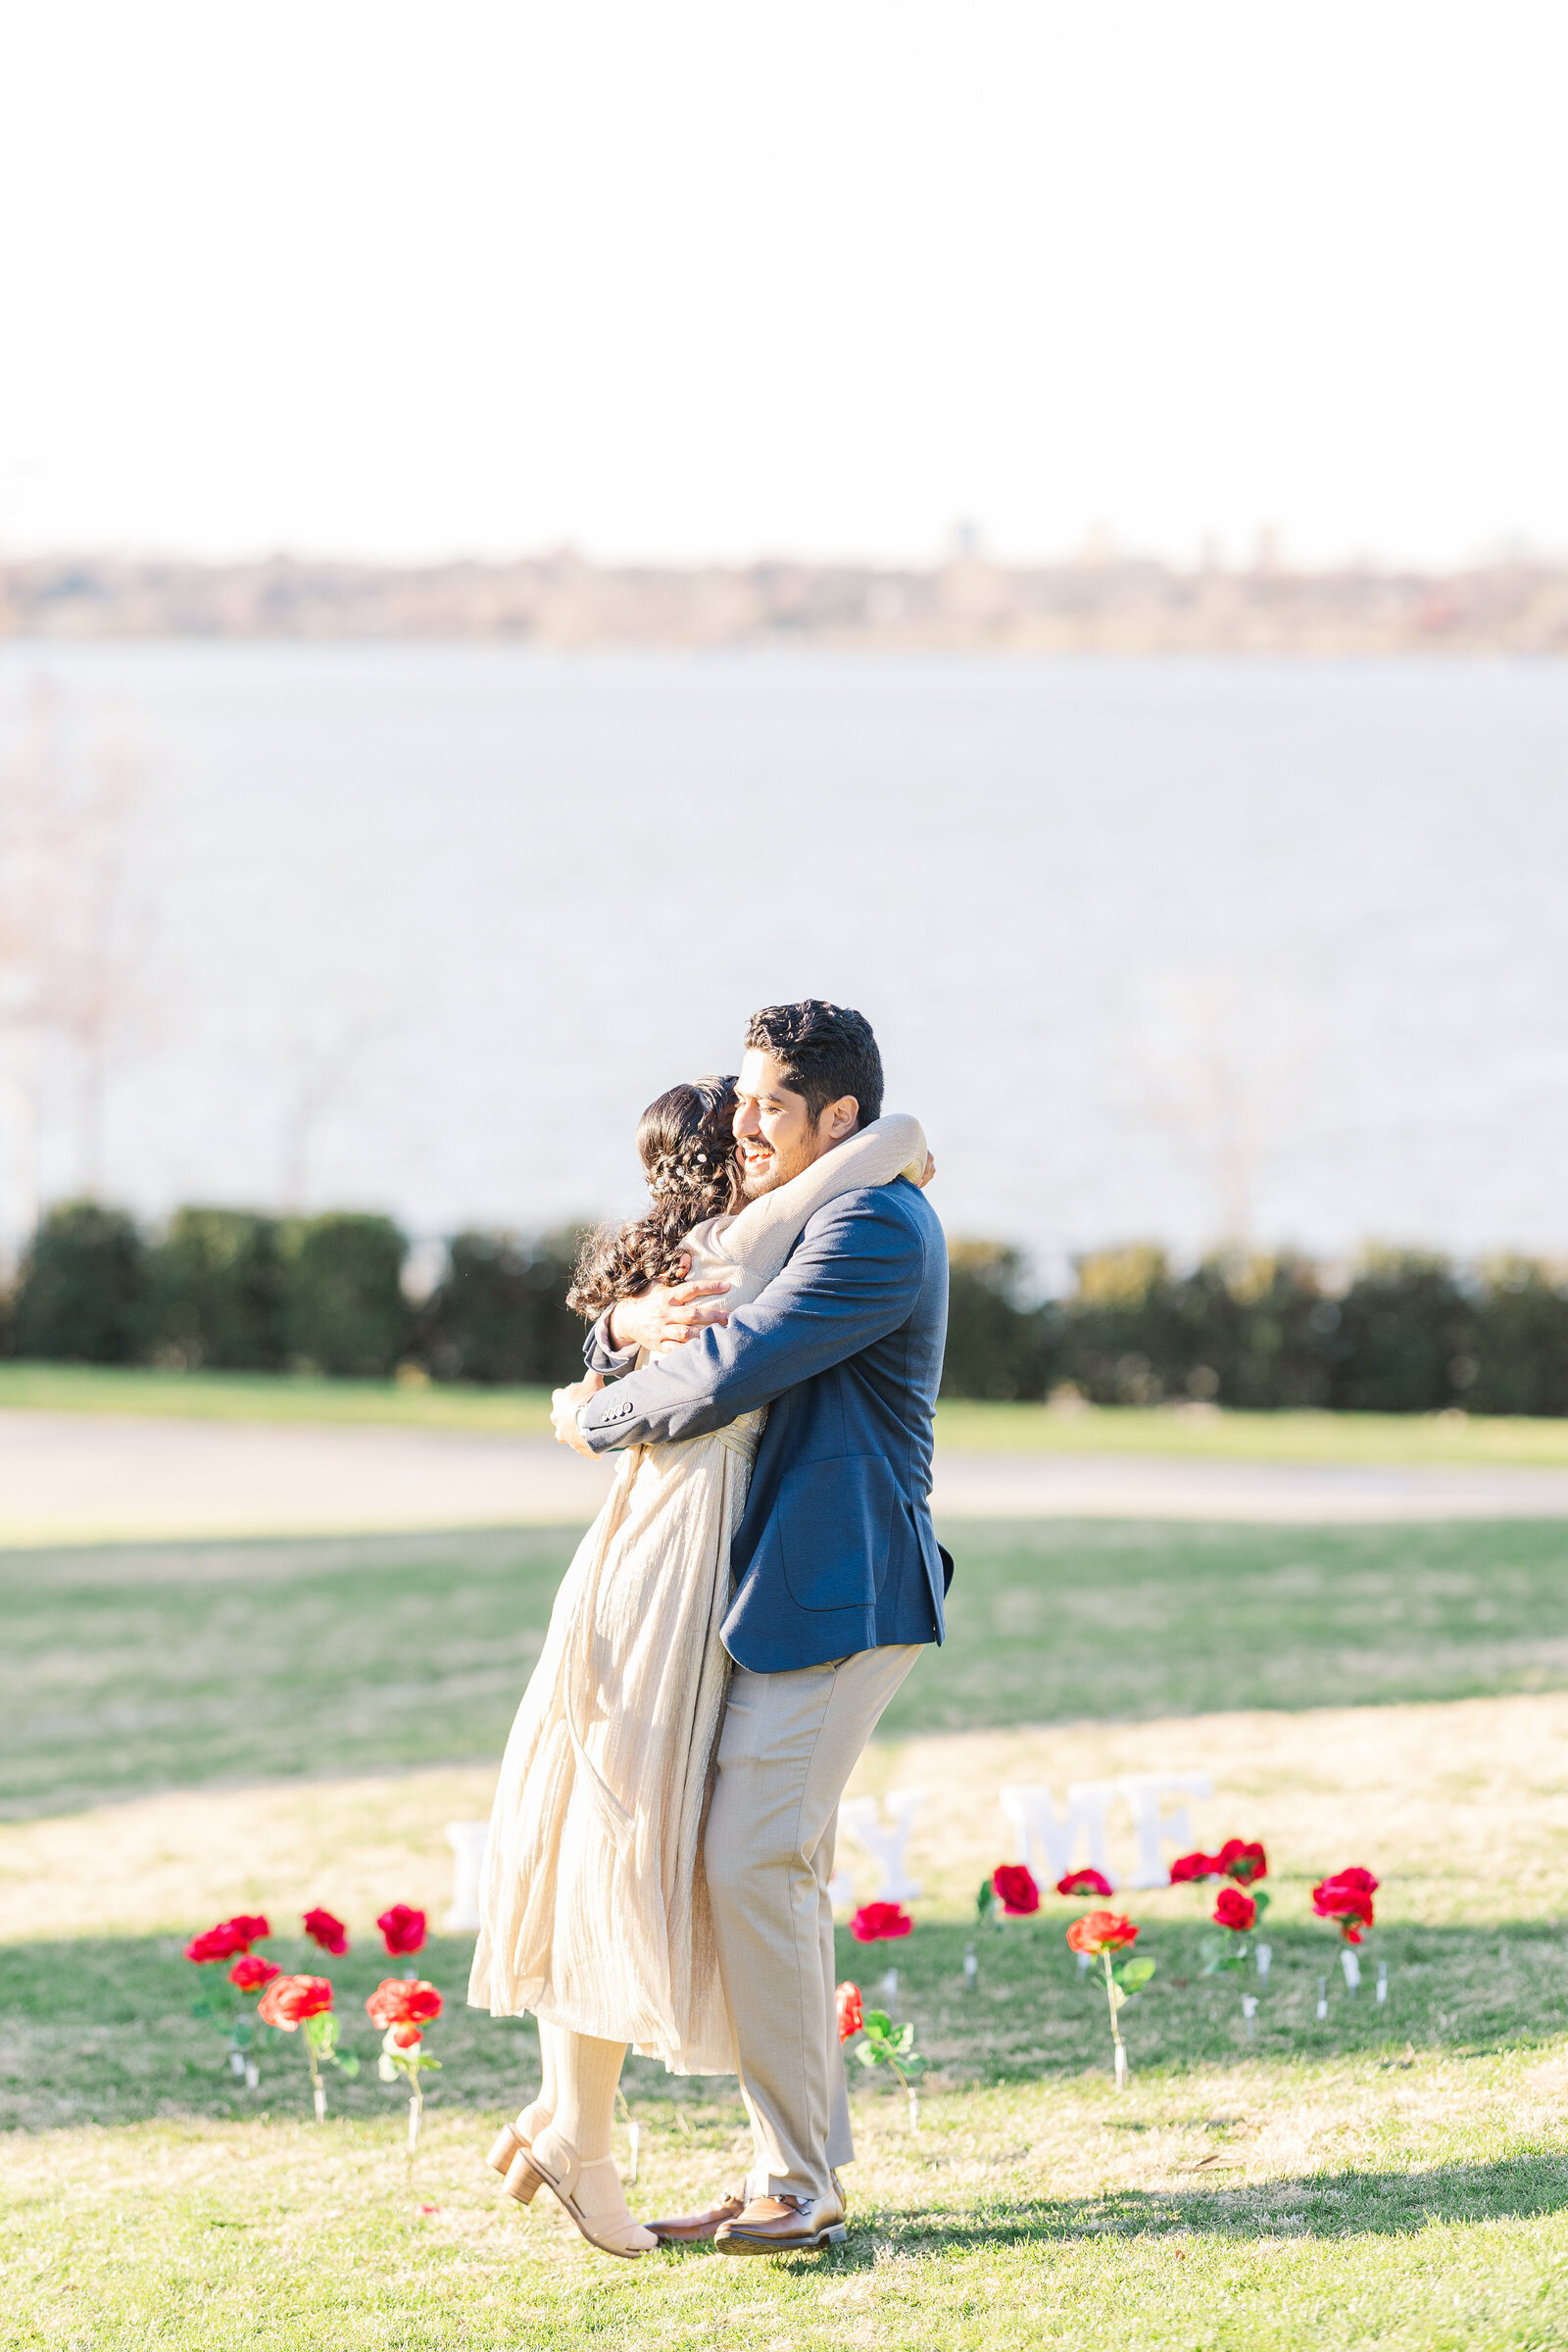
[{"x1": 468, "y1": 1111, "x2": 927, "y2": 2075}]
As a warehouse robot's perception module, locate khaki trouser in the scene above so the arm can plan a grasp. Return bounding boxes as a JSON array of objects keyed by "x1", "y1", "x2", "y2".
[{"x1": 705, "y1": 1643, "x2": 921, "y2": 2205}]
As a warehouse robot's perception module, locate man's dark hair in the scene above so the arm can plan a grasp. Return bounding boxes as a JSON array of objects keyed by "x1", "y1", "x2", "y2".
[{"x1": 744, "y1": 1001, "x2": 884, "y2": 1129}]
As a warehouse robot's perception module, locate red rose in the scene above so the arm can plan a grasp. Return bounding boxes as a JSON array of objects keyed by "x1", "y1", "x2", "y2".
[
  {"x1": 1215, "y1": 1839, "x2": 1267, "y2": 1886},
  {"x1": 183, "y1": 1913, "x2": 270, "y2": 1964},
  {"x1": 993, "y1": 1864, "x2": 1041, "y2": 1915},
  {"x1": 376, "y1": 1904, "x2": 427, "y2": 1958},
  {"x1": 303, "y1": 1908, "x2": 349, "y2": 1956},
  {"x1": 228, "y1": 1954, "x2": 280, "y2": 1992},
  {"x1": 1054, "y1": 1868, "x2": 1112, "y2": 1898},
  {"x1": 850, "y1": 1902, "x2": 912, "y2": 1943},
  {"x1": 185, "y1": 1924, "x2": 246, "y2": 1964},
  {"x1": 1168, "y1": 1851, "x2": 1221, "y2": 1885},
  {"x1": 835, "y1": 1982, "x2": 864, "y2": 2042},
  {"x1": 365, "y1": 1978, "x2": 443, "y2": 2033},
  {"x1": 1066, "y1": 1910, "x2": 1139, "y2": 1956},
  {"x1": 257, "y1": 1974, "x2": 335, "y2": 2030},
  {"x1": 1213, "y1": 1886, "x2": 1257, "y2": 1934},
  {"x1": 1312, "y1": 1870, "x2": 1377, "y2": 1941}
]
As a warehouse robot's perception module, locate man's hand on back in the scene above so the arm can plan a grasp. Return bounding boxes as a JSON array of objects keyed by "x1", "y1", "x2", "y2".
[{"x1": 607, "y1": 1273, "x2": 735, "y2": 1354}]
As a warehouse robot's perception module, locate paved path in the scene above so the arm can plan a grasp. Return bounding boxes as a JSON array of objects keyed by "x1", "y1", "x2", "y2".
[
  {"x1": 7, "y1": 1408, "x2": 1568, "y2": 1542},
  {"x1": 930, "y1": 1449, "x2": 1568, "y2": 1523}
]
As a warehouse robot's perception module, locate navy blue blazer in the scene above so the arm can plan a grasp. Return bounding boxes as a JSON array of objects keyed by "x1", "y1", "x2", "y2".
[{"x1": 579, "y1": 1175, "x2": 950, "y2": 1673}]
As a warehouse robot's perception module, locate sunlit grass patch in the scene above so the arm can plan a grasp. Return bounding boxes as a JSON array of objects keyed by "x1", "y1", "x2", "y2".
[
  {"x1": 9, "y1": 1517, "x2": 1568, "y2": 1817},
  {"x1": 6, "y1": 2051, "x2": 1568, "y2": 2350}
]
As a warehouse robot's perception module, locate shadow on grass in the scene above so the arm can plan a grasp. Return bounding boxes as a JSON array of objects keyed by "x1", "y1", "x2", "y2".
[
  {"x1": 869, "y1": 1917, "x2": 1568, "y2": 2087},
  {"x1": 4, "y1": 1920, "x2": 1567, "y2": 2132},
  {"x1": 820, "y1": 2150, "x2": 1568, "y2": 2253}
]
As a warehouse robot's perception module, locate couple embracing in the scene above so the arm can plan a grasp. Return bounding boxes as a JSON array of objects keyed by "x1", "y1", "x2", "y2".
[{"x1": 469, "y1": 1000, "x2": 951, "y2": 2258}]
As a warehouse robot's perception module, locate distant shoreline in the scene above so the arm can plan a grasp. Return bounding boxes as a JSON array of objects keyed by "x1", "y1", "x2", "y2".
[{"x1": 4, "y1": 549, "x2": 1567, "y2": 656}]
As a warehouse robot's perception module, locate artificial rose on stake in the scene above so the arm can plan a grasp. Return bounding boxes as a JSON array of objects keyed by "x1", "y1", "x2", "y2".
[
  {"x1": 184, "y1": 1915, "x2": 275, "y2": 2082},
  {"x1": 1312, "y1": 1868, "x2": 1378, "y2": 1943},
  {"x1": 850, "y1": 1902, "x2": 912, "y2": 1945},
  {"x1": 184, "y1": 1914, "x2": 270, "y2": 1965},
  {"x1": 835, "y1": 1979, "x2": 924, "y2": 2129},
  {"x1": 1169, "y1": 1839, "x2": 1267, "y2": 1888},
  {"x1": 304, "y1": 1908, "x2": 350, "y2": 1956},
  {"x1": 258, "y1": 1975, "x2": 359, "y2": 2121},
  {"x1": 850, "y1": 1900, "x2": 912, "y2": 1993},
  {"x1": 1313, "y1": 1866, "x2": 1379, "y2": 1990},
  {"x1": 377, "y1": 1905, "x2": 427, "y2": 1969},
  {"x1": 977, "y1": 1864, "x2": 1040, "y2": 1924},
  {"x1": 228, "y1": 1955, "x2": 279, "y2": 1993},
  {"x1": 1168, "y1": 1851, "x2": 1221, "y2": 1885},
  {"x1": 1066, "y1": 1911, "x2": 1154, "y2": 2090},
  {"x1": 1055, "y1": 1869, "x2": 1113, "y2": 1899},
  {"x1": 1201, "y1": 1876, "x2": 1271, "y2": 1978},
  {"x1": 367, "y1": 1979, "x2": 443, "y2": 2157},
  {"x1": 1215, "y1": 1839, "x2": 1268, "y2": 1886}
]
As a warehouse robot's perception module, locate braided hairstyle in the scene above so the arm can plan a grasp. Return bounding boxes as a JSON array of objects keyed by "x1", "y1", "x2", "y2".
[{"x1": 567, "y1": 1075, "x2": 741, "y2": 1317}]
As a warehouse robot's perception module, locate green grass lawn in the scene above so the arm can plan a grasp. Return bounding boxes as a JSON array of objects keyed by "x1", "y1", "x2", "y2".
[
  {"x1": 9, "y1": 1506, "x2": 1568, "y2": 2345},
  {"x1": 4, "y1": 1916, "x2": 1568, "y2": 2347},
  {"x1": 8, "y1": 1358, "x2": 1568, "y2": 1466},
  {"x1": 7, "y1": 1517, "x2": 1568, "y2": 1818}
]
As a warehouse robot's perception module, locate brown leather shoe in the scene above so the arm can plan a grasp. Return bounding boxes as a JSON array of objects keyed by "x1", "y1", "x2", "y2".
[
  {"x1": 644, "y1": 2188, "x2": 747, "y2": 2244},
  {"x1": 714, "y1": 2192, "x2": 848, "y2": 2256}
]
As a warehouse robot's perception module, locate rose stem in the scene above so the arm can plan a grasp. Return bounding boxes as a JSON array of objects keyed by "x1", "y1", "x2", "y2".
[
  {"x1": 888, "y1": 2057, "x2": 919, "y2": 2132},
  {"x1": 306, "y1": 2034, "x2": 326, "y2": 2125},
  {"x1": 1102, "y1": 1950, "x2": 1126, "y2": 2088}
]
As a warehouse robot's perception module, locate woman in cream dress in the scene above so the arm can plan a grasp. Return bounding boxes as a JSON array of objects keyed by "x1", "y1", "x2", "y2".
[{"x1": 469, "y1": 1076, "x2": 928, "y2": 2257}]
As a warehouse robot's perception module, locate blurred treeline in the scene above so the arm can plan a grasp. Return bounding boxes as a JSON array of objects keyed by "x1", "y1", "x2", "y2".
[{"x1": 4, "y1": 1205, "x2": 1568, "y2": 1415}]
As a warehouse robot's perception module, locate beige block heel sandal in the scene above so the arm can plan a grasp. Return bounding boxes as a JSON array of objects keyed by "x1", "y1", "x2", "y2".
[{"x1": 525, "y1": 2125, "x2": 658, "y2": 2259}]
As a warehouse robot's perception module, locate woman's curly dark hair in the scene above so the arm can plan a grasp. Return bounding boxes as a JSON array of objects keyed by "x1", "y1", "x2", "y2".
[{"x1": 567, "y1": 1075, "x2": 741, "y2": 1317}]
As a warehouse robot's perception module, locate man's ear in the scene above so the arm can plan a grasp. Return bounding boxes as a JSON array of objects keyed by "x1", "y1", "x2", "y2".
[{"x1": 824, "y1": 1095, "x2": 859, "y2": 1141}]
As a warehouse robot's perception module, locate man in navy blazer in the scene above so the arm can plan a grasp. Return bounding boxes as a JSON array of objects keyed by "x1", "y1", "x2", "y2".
[{"x1": 551, "y1": 1001, "x2": 949, "y2": 2255}]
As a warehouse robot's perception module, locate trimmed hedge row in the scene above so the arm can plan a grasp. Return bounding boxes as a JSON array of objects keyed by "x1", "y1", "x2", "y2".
[
  {"x1": 946, "y1": 1241, "x2": 1568, "y2": 1414},
  {"x1": 5, "y1": 1205, "x2": 1568, "y2": 1413},
  {"x1": 0, "y1": 1203, "x2": 589, "y2": 1385}
]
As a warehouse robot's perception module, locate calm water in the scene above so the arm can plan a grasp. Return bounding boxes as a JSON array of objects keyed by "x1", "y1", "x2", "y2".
[{"x1": 2, "y1": 642, "x2": 1566, "y2": 1272}]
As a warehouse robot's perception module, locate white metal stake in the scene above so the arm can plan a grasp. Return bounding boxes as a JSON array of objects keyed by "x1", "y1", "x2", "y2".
[
  {"x1": 229, "y1": 2050, "x2": 246, "y2": 2077},
  {"x1": 1242, "y1": 1994, "x2": 1258, "y2": 2037},
  {"x1": 1376, "y1": 1962, "x2": 1388, "y2": 2004},
  {"x1": 1341, "y1": 1948, "x2": 1361, "y2": 1992},
  {"x1": 1316, "y1": 1977, "x2": 1328, "y2": 2021},
  {"x1": 1077, "y1": 1952, "x2": 1093, "y2": 1978},
  {"x1": 879, "y1": 1968, "x2": 899, "y2": 1998},
  {"x1": 245, "y1": 2063, "x2": 260, "y2": 2090},
  {"x1": 1255, "y1": 1942, "x2": 1272, "y2": 1983},
  {"x1": 626, "y1": 2122, "x2": 641, "y2": 2183},
  {"x1": 963, "y1": 1945, "x2": 978, "y2": 1990}
]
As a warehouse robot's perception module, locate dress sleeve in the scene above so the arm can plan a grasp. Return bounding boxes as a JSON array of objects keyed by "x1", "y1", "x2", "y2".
[{"x1": 711, "y1": 1113, "x2": 928, "y2": 1287}]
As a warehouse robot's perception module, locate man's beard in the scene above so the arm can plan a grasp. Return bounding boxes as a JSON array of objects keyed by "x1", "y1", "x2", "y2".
[{"x1": 740, "y1": 1154, "x2": 787, "y2": 1198}]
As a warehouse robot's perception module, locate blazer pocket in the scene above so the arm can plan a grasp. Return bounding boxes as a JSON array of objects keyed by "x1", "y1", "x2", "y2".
[{"x1": 779, "y1": 1456, "x2": 896, "y2": 1613}]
